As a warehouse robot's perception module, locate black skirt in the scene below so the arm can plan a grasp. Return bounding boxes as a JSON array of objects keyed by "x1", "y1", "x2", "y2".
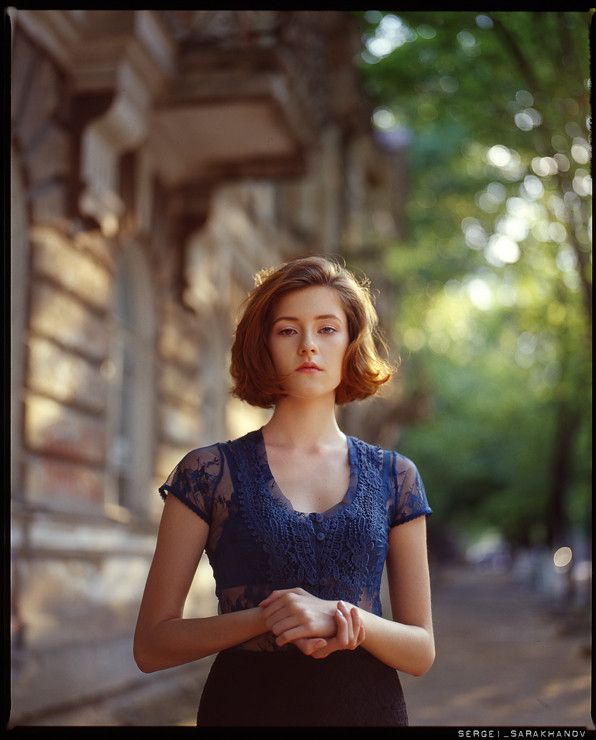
[{"x1": 197, "y1": 646, "x2": 408, "y2": 727}]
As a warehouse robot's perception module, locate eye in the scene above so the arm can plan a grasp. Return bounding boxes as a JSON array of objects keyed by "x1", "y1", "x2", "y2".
[
  {"x1": 278, "y1": 327, "x2": 297, "y2": 336},
  {"x1": 320, "y1": 326, "x2": 337, "y2": 334}
]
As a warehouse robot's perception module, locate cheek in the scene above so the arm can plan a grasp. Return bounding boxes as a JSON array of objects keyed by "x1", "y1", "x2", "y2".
[
  {"x1": 330, "y1": 341, "x2": 349, "y2": 375},
  {"x1": 268, "y1": 343, "x2": 281, "y2": 368},
  {"x1": 336, "y1": 335, "x2": 350, "y2": 357},
  {"x1": 268, "y1": 338, "x2": 290, "y2": 369},
  {"x1": 339, "y1": 342, "x2": 351, "y2": 373}
]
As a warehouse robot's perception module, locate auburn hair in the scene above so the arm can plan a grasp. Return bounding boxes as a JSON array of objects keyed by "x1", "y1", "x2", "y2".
[{"x1": 230, "y1": 255, "x2": 397, "y2": 408}]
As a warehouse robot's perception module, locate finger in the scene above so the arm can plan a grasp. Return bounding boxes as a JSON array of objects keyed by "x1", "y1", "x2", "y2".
[
  {"x1": 295, "y1": 637, "x2": 327, "y2": 655},
  {"x1": 260, "y1": 588, "x2": 301, "y2": 608},
  {"x1": 275, "y1": 625, "x2": 314, "y2": 647},
  {"x1": 337, "y1": 602, "x2": 353, "y2": 645},
  {"x1": 350, "y1": 607, "x2": 361, "y2": 641},
  {"x1": 312, "y1": 609, "x2": 363, "y2": 658},
  {"x1": 350, "y1": 608, "x2": 361, "y2": 648},
  {"x1": 356, "y1": 623, "x2": 365, "y2": 645},
  {"x1": 346, "y1": 605, "x2": 359, "y2": 648},
  {"x1": 335, "y1": 607, "x2": 348, "y2": 644},
  {"x1": 258, "y1": 591, "x2": 280, "y2": 608},
  {"x1": 259, "y1": 589, "x2": 291, "y2": 608},
  {"x1": 307, "y1": 639, "x2": 328, "y2": 655},
  {"x1": 266, "y1": 614, "x2": 300, "y2": 637},
  {"x1": 310, "y1": 640, "x2": 333, "y2": 659},
  {"x1": 261, "y1": 598, "x2": 293, "y2": 622}
]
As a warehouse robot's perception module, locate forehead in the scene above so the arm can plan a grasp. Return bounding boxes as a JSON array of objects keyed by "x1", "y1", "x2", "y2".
[{"x1": 272, "y1": 286, "x2": 347, "y2": 319}]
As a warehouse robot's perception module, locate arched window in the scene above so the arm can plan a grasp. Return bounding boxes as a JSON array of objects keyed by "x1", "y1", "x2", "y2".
[{"x1": 104, "y1": 243, "x2": 156, "y2": 517}]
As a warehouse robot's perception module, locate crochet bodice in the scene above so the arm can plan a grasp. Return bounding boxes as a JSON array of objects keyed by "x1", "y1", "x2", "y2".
[{"x1": 159, "y1": 428, "x2": 432, "y2": 652}]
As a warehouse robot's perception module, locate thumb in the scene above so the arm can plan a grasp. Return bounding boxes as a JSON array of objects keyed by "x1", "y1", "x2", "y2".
[{"x1": 294, "y1": 637, "x2": 327, "y2": 655}]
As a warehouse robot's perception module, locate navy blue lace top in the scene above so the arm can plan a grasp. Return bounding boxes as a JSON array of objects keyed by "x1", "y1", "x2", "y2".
[{"x1": 158, "y1": 427, "x2": 432, "y2": 652}]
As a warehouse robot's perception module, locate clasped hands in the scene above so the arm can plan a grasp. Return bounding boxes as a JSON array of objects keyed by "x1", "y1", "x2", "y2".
[{"x1": 258, "y1": 587, "x2": 365, "y2": 659}]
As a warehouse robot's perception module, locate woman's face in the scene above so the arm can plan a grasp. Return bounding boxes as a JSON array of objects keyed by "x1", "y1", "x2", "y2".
[{"x1": 268, "y1": 285, "x2": 350, "y2": 402}]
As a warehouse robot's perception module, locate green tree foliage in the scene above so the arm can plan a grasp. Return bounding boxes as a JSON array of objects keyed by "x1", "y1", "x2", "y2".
[{"x1": 356, "y1": 11, "x2": 592, "y2": 551}]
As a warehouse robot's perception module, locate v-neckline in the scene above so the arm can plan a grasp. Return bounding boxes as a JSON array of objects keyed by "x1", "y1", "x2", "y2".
[{"x1": 254, "y1": 427, "x2": 358, "y2": 518}]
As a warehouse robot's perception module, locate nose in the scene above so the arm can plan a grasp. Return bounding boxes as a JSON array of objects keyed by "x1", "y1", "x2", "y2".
[{"x1": 299, "y1": 332, "x2": 317, "y2": 354}]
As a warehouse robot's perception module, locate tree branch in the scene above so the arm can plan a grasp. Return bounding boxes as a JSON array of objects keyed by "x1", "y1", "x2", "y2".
[
  {"x1": 557, "y1": 174, "x2": 593, "y2": 332},
  {"x1": 556, "y1": 12, "x2": 580, "y2": 78},
  {"x1": 487, "y1": 14, "x2": 554, "y2": 155},
  {"x1": 487, "y1": 14, "x2": 541, "y2": 96}
]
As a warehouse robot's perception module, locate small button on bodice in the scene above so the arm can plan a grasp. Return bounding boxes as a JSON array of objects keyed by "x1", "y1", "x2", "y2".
[{"x1": 316, "y1": 531, "x2": 325, "y2": 541}]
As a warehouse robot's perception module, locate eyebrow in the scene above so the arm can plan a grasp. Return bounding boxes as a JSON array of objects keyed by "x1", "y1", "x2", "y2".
[{"x1": 271, "y1": 314, "x2": 343, "y2": 325}]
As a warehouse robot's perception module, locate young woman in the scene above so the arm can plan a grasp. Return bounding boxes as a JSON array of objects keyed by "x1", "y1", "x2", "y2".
[{"x1": 133, "y1": 255, "x2": 434, "y2": 727}]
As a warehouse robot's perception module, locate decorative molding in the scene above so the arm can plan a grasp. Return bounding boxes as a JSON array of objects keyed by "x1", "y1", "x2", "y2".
[
  {"x1": 135, "y1": 11, "x2": 177, "y2": 80},
  {"x1": 55, "y1": 12, "x2": 177, "y2": 237},
  {"x1": 78, "y1": 57, "x2": 154, "y2": 234},
  {"x1": 15, "y1": 10, "x2": 82, "y2": 69}
]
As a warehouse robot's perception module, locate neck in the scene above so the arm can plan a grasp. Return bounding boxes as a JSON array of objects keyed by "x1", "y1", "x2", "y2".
[{"x1": 261, "y1": 395, "x2": 345, "y2": 451}]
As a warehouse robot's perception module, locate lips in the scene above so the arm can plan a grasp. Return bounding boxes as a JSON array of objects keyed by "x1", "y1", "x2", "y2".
[{"x1": 296, "y1": 362, "x2": 322, "y2": 371}]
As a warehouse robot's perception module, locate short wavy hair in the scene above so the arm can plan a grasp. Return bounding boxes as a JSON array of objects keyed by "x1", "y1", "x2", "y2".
[{"x1": 230, "y1": 255, "x2": 397, "y2": 408}]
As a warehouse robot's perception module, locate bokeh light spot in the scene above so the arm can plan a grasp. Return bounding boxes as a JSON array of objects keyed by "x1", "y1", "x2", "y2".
[
  {"x1": 487, "y1": 145, "x2": 511, "y2": 167},
  {"x1": 553, "y1": 547, "x2": 572, "y2": 568}
]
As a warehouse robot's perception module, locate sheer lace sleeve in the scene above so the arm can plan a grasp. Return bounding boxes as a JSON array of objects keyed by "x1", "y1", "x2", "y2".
[
  {"x1": 158, "y1": 444, "x2": 223, "y2": 525},
  {"x1": 390, "y1": 452, "x2": 432, "y2": 527}
]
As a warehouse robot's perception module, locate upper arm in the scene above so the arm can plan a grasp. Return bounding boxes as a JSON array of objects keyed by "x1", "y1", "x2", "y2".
[
  {"x1": 385, "y1": 450, "x2": 433, "y2": 632},
  {"x1": 134, "y1": 494, "x2": 209, "y2": 643},
  {"x1": 386, "y1": 515, "x2": 433, "y2": 636}
]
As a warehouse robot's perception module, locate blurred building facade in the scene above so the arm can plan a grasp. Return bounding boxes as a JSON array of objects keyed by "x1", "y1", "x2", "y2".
[{"x1": 9, "y1": 9, "x2": 411, "y2": 724}]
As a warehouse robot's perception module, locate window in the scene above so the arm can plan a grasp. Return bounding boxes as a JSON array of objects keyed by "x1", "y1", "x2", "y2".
[{"x1": 105, "y1": 243, "x2": 156, "y2": 516}]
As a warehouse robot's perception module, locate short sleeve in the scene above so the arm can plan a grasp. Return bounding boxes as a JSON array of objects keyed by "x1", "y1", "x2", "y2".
[
  {"x1": 390, "y1": 452, "x2": 432, "y2": 527},
  {"x1": 158, "y1": 443, "x2": 223, "y2": 525}
]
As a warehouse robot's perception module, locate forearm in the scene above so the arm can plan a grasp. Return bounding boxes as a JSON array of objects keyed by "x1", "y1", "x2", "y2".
[
  {"x1": 134, "y1": 607, "x2": 268, "y2": 673},
  {"x1": 356, "y1": 608, "x2": 435, "y2": 676}
]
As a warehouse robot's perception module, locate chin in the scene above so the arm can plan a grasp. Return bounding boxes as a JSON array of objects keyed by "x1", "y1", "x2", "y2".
[{"x1": 285, "y1": 387, "x2": 338, "y2": 401}]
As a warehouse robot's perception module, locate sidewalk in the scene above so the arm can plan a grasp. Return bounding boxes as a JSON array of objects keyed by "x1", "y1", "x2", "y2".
[
  {"x1": 400, "y1": 565, "x2": 592, "y2": 728},
  {"x1": 15, "y1": 564, "x2": 592, "y2": 727}
]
